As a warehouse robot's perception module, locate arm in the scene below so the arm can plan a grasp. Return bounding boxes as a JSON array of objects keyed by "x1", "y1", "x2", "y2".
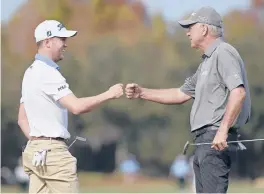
[
  {"x1": 59, "y1": 92, "x2": 112, "y2": 115},
  {"x1": 18, "y1": 103, "x2": 31, "y2": 140},
  {"x1": 212, "y1": 86, "x2": 246, "y2": 150},
  {"x1": 41, "y1": 72, "x2": 123, "y2": 115},
  {"x1": 139, "y1": 87, "x2": 192, "y2": 104},
  {"x1": 212, "y1": 48, "x2": 246, "y2": 150},
  {"x1": 125, "y1": 73, "x2": 199, "y2": 104},
  {"x1": 59, "y1": 84, "x2": 123, "y2": 115},
  {"x1": 218, "y1": 86, "x2": 246, "y2": 134},
  {"x1": 125, "y1": 66, "x2": 200, "y2": 104}
]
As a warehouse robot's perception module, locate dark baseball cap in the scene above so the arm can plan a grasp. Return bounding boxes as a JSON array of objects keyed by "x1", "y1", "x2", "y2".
[{"x1": 178, "y1": 6, "x2": 223, "y2": 28}]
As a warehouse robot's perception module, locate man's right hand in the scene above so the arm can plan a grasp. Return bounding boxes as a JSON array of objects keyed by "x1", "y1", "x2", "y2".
[
  {"x1": 108, "y1": 83, "x2": 124, "y2": 99},
  {"x1": 125, "y1": 83, "x2": 142, "y2": 99}
]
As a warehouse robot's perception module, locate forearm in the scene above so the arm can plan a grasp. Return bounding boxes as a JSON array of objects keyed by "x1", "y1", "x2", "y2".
[
  {"x1": 140, "y1": 88, "x2": 191, "y2": 104},
  {"x1": 219, "y1": 87, "x2": 246, "y2": 133},
  {"x1": 18, "y1": 103, "x2": 31, "y2": 139},
  {"x1": 75, "y1": 91, "x2": 112, "y2": 114},
  {"x1": 18, "y1": 120, "x2": 31, "y2": 140}
]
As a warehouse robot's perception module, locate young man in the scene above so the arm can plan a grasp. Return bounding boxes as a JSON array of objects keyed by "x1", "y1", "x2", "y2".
[
  {"x1": 125, "y1": 7, "x2": 251, "y2": 193},
  {"x1": 18, "y1": 20, "x2": 123, "y2": 193}
]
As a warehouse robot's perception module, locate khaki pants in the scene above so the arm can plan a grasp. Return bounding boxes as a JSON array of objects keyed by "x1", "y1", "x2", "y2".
[{"x1": 22, "y1": 139, "x2": 79, "y2": 193}]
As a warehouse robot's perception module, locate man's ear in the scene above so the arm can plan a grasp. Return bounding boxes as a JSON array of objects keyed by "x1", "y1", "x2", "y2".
[
  {"x1": 43, "y1": 39, "x2": 52, "y2": 48},
  {"x1": 202, "y1": 24, "x2": 208, "y2": 36}
]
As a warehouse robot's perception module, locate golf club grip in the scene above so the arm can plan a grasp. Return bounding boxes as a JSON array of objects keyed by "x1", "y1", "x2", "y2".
[{"x1": 76, "y1": 136, "x2": 86, "y2": 141}]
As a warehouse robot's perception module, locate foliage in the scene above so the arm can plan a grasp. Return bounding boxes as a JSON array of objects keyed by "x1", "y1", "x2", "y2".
[{"x1": 1, "y1": 0, "x2": 264, "y2": 177}]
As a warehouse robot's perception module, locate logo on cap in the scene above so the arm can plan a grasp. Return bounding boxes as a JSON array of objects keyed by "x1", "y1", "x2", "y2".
[
  {"x1": 47, "y1": 31, "x2": 52, "y2": 37},
  {"x1": 198, "y1": 16, "x2": 209, "y2": 23},
  {"x1": 57, "y1": 23, "x2": 65, "y2": 31}
]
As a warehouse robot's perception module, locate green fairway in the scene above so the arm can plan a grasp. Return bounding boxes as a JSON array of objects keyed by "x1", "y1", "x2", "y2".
[{"x1": 1, "y1": 172, "x2": 264, "y2": 193}]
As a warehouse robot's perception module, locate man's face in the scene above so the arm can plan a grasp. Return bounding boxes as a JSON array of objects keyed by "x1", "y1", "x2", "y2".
[
  {"x1": 50, "y1": 37, "x2": 67, "y2": 62},
  {"x1": 185, "y1": 23, "x2": 205, "y2": 49}
]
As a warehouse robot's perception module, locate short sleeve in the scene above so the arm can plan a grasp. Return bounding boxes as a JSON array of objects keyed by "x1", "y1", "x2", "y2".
[
  {"x1": 180, "y1": 66, "x2": 200, "y2": 98},
  {"x1": 217, "y1": 48, "x2": 244, "y2": 91},
  {"x1": 20, "y1": 97, "x2": 24, "y2": 104},
  {"x1": 42, "y1": 71, "x2": 72, "y2": 101}
]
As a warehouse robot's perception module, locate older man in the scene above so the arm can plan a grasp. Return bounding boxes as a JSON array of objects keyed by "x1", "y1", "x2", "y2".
[
  {"x1": 125, "y1": 7, "x2": 251, "y2": 193},
  {"x1": 18, "y1": 20, "x2": 123, "y2": 193}
]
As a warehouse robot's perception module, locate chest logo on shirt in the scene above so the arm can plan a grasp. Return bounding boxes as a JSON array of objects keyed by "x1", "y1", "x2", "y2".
[{"x1": 58, "y1": 85, "x2": 66, "y2": 91}]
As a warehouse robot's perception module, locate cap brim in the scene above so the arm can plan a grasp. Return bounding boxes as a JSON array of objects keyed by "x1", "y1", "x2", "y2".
[
  {"x1": 57, "y1": 30, "x2": 78, "y2": 38},
  {"x1": 178, "y1": 20, "x2": 197, "y2": 28}
]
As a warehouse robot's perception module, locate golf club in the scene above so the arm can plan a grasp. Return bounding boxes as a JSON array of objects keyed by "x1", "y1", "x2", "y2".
[
  {"x1": 183, "y1": 138, "x2": 264, "y2": 155},
  {"x1": 68, "y1": 136, "x2": 87, "y2": 149}
]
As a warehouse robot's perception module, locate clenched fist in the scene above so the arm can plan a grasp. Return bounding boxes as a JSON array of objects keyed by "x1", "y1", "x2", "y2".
[
  {"x1": 125, "y1": 83, "x2": 142, "y2": 99},
  {"x1": 108, "y1": 83, "x2": 124, "y2": 99}
]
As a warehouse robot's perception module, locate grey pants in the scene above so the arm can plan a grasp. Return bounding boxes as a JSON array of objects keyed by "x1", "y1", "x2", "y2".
[{"x1": 192, "y1": 128, "x2": 237, "y2": 193}]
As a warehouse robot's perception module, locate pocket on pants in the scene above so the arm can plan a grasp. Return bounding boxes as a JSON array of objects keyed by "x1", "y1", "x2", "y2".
[
  {"x1": 56, "y1": 151, "x2": 78, "y2": 182},
  {"x1": 60, "y1": 152, "x2": 77, "y2": 175}
]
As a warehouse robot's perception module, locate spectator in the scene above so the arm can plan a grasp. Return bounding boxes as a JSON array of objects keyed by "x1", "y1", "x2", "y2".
[
  {"x1": 169, "y1": 154, "x2": 190, "y2": 191},
  {"x1": 14, "y1": 157, "x2": 29, "y2": 191},
  {"x1": 119, "y1": 154, "x2": 140, "y2": 183}
]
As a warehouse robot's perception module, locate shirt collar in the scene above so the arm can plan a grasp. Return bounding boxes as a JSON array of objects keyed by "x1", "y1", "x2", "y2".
[
  {"x1": 35, "y1": 54, "x2": 60, "y2": 70},
  {"x1": 203, "y1": 37, "x2": 224, "y2": 58}
]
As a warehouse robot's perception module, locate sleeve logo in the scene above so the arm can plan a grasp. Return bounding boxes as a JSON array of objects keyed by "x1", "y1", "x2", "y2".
[{"x1": 58, "y1": 85, "x2": 66, "y2": 91}]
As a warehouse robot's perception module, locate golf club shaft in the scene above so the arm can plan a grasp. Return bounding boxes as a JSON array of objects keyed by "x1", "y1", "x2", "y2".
[
  {"x1": 68, "y1": 139, "x2": 77, "y2": 149},
  {"x1": 190, "y1": 138, "x2": 264, "y2": 146}
]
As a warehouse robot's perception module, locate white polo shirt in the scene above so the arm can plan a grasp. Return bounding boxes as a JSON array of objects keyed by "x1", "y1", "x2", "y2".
[{"x1": 20, "y1": 54, "x2": 72, "y2": 139}]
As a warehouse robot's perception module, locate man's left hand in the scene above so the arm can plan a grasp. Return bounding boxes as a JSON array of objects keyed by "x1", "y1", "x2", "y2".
[{"x1": 211, "y1": 130, "x2": 228, "y2": 151}]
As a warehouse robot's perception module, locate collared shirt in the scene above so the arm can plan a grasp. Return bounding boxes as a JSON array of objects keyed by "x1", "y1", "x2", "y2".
[
  {"x1": 35, "y1": 53, "x2": 60, "y2": 70},
  {"x1": 180, "y1": 38, "x2": 251, "y2": 131},
  {"x1": 20, "y1": 54, "x2": 72, "y2": 139}
]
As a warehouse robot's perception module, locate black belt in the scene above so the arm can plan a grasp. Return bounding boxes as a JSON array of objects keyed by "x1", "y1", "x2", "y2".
[
  {"x1": 192, "y1": 126, "x2": 238, "y2": 137},
  {"x1": 30, "y1": 136, "x2": 66, "y2": 142}
]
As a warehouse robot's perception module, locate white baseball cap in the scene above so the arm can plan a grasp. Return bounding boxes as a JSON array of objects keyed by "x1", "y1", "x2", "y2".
[{"x1": 34, "y1": 20, "x2": 77, "y2": 43}]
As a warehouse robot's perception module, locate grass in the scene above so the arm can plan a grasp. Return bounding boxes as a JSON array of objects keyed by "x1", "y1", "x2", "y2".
[{"x1": 1, "y1": 172, "x2": 264, "y2": 193}]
